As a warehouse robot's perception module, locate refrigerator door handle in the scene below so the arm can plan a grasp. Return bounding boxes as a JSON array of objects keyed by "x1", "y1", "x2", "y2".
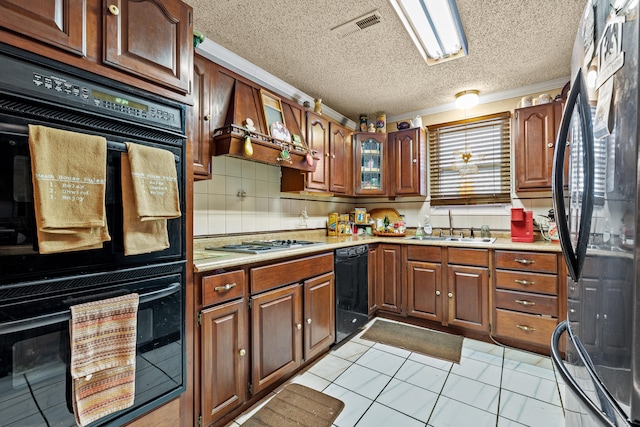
[
  {"x1": 551, "y1": 321, "x2": 617, "y2": 427},
  {"x1": 552, "y1": 69, "x2": 595, "y2": 282}
]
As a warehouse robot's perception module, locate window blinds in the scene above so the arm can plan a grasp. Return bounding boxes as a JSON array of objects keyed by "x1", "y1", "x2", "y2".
[{"x1": 428, "y1": 112, "x2": 511, "y2": 205}]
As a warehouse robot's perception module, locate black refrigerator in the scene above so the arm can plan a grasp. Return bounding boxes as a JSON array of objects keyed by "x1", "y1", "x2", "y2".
[{"x1": 550, "y1": 0, "x2": 639, "y2": 426}]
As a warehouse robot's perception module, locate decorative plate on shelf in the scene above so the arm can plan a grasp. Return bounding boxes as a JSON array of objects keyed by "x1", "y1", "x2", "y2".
[{"x1": 270, "y1": 121, "x2": 291, "y2": 142}]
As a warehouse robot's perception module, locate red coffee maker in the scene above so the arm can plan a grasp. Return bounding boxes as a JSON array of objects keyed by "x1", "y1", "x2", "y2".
[{"x1": 511, "y1": 208, "x2": 534, "y2": 242}]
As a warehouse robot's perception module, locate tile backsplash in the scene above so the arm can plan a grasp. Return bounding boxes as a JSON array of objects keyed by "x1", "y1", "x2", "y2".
[{"x1": 193, "y1": 157, "x2": 554, "y2": 237}]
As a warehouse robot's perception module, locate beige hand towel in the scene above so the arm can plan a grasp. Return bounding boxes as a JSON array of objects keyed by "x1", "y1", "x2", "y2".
[
  {"x1": 69, "y1": 293, "x2": 139, "y2": 427},
  {"x1": 28, "y1": 125, "x2": 111, "y2": 253},
  {"x1": 124, "y1": 142, "x2": 181, "y2": 220},
  {"x1": 121, "y1": 153, "x2": 170, "y2": 255}
]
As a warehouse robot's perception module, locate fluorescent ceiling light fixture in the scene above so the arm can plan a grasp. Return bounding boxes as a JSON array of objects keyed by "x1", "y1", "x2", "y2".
[
  {"x1": 389, "y1": 0, "x2": 468, "y2": 65},
  {"x1": 455, "y1": 90, "x2": 479, "y2": 109}
]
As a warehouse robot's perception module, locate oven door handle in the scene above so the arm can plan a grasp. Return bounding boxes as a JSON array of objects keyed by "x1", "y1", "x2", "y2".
[
  {"x1": 0, "y1": 281, "x2": 181, "y2": 335},
  {"x1": 0, "y1": 123, "x2": 181, "y2": 163}
]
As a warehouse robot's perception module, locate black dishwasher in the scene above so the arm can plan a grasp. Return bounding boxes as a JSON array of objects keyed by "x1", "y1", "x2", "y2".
[{"x1": 335, "y1": 244, "x2": 369, "y2": 343}]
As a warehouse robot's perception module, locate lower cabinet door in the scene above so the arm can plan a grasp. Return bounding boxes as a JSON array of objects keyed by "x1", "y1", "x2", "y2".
[
  {"x1": 251, "y1": 283, "x2": 303, "y2": 394},
  {"x1": 200, "y1": 299, "x2": 249, "y2": 426},
  {"x1": 304, "y1": 272, "x2": 335, "y2": 360},
  {"x1": 447, "y1": 265, "x2": 489, "y2": 331},
  {"x1": 407, "y1": 261, "x2": 442, "y2": 322}
]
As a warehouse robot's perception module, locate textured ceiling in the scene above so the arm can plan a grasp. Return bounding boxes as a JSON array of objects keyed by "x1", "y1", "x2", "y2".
[{"x1": 184, "y1": 0, "x2": 585, "y2": 122}]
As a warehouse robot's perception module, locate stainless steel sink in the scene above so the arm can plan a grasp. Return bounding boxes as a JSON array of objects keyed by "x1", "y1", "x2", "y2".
[{"x1": 405, "y1": 235, "x2": 496, "y2": 244}]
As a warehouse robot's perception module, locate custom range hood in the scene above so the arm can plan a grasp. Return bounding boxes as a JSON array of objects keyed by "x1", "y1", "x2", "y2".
[{"x1": 212, "y1": 73, "x2": 318, "y2": 172}]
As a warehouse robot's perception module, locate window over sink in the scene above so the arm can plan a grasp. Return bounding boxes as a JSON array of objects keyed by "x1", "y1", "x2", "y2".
[{"x1": 428, "y1": 112, "x2": 511, "y2": 205}]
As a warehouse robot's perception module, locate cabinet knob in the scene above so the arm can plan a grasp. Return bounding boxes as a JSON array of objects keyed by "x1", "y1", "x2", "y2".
[
  {"x1": 547, "y1": 143, "x2": 554, "y2": 148},
  {"x1": 435, "y1": 290, "x2": 441, "y2": 296},
  {"x1": 603, "y1": 314, "x2": 608, "y2": 320},
  {"x1": 448, "y1": 292, "x2": 453, "y2": 298},
  {"x1": 307, "y1": 318, "x2": 312, "y2": 324},
  {"x1": 204, "y1": 114, "x2": 211, "y2": 121},
  {"x1": 108, "y1": 4, "x2": 120, "y2": 15},
  {"x1": 239, "y1": 349, "x2": 246, "y2": 357},
  {"x1": 296, "y1": 323, "x2": 302, "y2": 330},
  {"x1": 412, "y1": 159, "x2": 417, "y2": 163},
  {"x1": 325, "y1": 153, "x2": 330, "y2": 157}
]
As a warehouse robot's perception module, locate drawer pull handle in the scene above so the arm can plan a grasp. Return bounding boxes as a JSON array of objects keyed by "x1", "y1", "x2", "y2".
[
  {"x1": 516, "y1": 324, "x2": 536, "y2": 332},
  {"x1": 514, "y1": 258, "x2": 535, "y2": 264},
  {"x1": 514, "y1": 279, "x2": 535, "y2": 286},
  {"x1": 515, "y1": 299, "x2": 536, "y2": 306},
  {"x1": 214, "y1": 282, "x2": 236, "y2": 292}
]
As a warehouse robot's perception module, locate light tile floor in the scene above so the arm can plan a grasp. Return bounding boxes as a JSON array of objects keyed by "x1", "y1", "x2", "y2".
[{"x1": 228, "y1": 319, "x2": 566, "y2": 427}]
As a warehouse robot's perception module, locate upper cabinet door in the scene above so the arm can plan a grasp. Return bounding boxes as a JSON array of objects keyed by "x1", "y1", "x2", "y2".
[
  {"x1": 389, "y1": 128, "x2": 426, "y2": 196},
  {"x1": 103, "y1": 0, "x2": 192, "y2": 93},
  {"x1": 0, "y1": 0, "x2": 86, "y2": 56},
  {"x1": 329, "y1": 123, "x2": 351, "y2": 195},
  {"x1": 306, "y1": 112, "x2": 330, "y2": 192}
]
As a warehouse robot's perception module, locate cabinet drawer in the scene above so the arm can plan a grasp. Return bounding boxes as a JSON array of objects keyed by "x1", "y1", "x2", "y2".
[
  {"x1": 447, "y1": 248, "x2": 488, "y2": 267},
  {"x1": 406, "y1": 245, "x2": 442, "y2": 262},
  {"x1": 202, "y1": 270, "x2": 245, "y2": 307},
  {"x1": 494, "y1": 309, "x2": 557, "y2": 347},
  {"x1": 495, "y1": 270, "x2": 557, "y2": 295},
  {"x1": 495, "y1": 289, "x2": 557, "y2": 316},
  {"x1": 251, "y1": 253, "x2": 334, "y2": 294},
  {"x1": 495, "y1": 251, "x2": 557, "y2": 273}
]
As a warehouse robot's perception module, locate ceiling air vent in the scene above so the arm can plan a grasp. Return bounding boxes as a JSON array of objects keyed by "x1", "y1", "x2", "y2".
[{"x1": 331, "y1": 10, "x2": 382, "y2": 39}]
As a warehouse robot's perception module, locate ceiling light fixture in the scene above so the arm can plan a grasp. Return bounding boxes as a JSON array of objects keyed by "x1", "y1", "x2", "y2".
[
  {"x1": 455, "y1": 90, "x2": 479, "y2": 109},
  {"x1": 389, "y1": 0, "x2": 468, "y2": 66}
]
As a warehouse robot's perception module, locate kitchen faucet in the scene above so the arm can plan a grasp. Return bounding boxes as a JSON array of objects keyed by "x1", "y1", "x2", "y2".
[{"x1": 448, "y1": 209, "x2": 453, "y2": 236}]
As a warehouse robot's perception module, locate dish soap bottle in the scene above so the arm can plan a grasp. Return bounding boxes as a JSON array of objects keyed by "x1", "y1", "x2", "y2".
[{"x1": 423, "y1": 215, "x2": 432, "y2": 237}]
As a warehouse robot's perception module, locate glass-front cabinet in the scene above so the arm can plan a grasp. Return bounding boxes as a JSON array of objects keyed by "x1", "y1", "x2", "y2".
[{"x1": 354, "y1": 132, "x2": 387, "y2": 195}]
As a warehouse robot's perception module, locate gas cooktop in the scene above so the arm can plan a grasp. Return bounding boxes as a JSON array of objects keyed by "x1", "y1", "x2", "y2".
[{"x1": 205, "y1": 239, "x2": 322, "y2": 254}]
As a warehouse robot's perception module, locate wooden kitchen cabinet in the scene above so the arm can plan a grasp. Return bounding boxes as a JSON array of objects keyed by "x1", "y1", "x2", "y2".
[
  {"x1": 249, "y1": 252, "x2": 334, "y2": 395},
  {"x1": 306, "y1": 111, "x2": 330, "y2": 192},
  {"x1": 190, "y1": 54, "x2": 213, "y2": 179},
  {"x1": 493, "y1": 250, "x2": 560, "y2": 349},
  {"x1": 303, "y1": 272, "x2": 335, "y2": 360},
  {"x1": 406, "y1": 246, "x2": 443, "y2": 322},
  {"x1": 329, "y1": 122, "x2": 352, "y2": 194},
  {"x1": 200, "y1": 298, "x2": 249, "y2": 426},
  {"x1": 354, "y1": 132, "x2": 387, "y2": 196},
  {"x1": 388, "y1": 128, "x2": 426, "y2": 196},
  {"x1": 514, "y1": 102, "x2": 564, "y2": 192},
  {"x1": 376, "y1": 244, "x2": 403, "y2": 314},
  {"x1": 0, "y1": 0, "x2": 86, "y2": 56},
  {"x1": 446, "y1": 248, "x2": 489, "y2": 332},
  {"x1": 198, "y1": 269, "x2": 249, "y2": 427},
  {"x1": 103, "y1": 0, "x2": 192, "y2": 93},
  {"x1": 250, "y1": 283, "x2": 303, "y2": 395},
  {"x1": 0, "y1": 0, "x2": 193, "y2": 100}
]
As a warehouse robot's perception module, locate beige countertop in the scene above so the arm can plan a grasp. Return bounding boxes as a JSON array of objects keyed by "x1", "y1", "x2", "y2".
[{"x1": 193, "y1": 231, "x2": 563, "y2": 274}]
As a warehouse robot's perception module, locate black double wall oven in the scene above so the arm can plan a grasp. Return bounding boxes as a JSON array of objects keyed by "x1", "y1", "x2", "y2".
[{"x1": 0, "y1": 45, "x2": 187, "y2": 426}]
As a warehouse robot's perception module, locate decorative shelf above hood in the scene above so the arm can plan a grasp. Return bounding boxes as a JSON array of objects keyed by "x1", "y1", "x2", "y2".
[
  {"x1": 211, "y1": 73, "x2": 318, "y2": 172},
  {"x1": 213, "y1": 124, "x2": 318, "y2": 172}
]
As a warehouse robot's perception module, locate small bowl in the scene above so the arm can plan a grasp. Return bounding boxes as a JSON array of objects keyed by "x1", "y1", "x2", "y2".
[{"x1": 397, "y1": 121, "x2": 410, "y2": 130}]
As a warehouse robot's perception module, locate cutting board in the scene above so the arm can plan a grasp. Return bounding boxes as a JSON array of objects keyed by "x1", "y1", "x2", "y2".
[{"x1": 368, "y1": 208, "x2": 401, "y2": 222}]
